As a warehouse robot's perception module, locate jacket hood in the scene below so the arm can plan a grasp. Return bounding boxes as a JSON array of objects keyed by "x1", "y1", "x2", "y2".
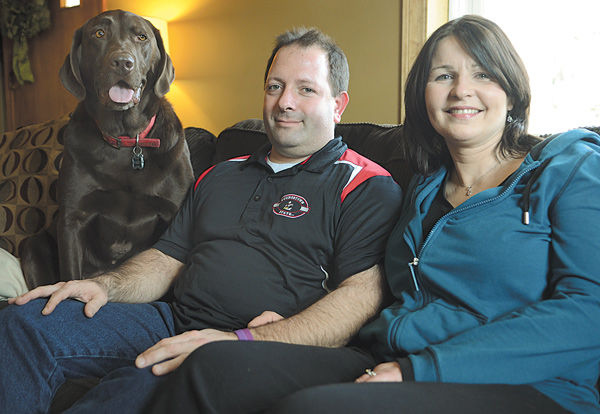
[
  {"x1": 528, "y1": 128, "x2": 600, "y2": 161},
  {"x1": 519, "y1": 129, "x2": 600, "y2": 224}
]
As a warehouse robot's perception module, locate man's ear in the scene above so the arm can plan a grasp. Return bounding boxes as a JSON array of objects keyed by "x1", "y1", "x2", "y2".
[{"x1": 333, "y1": 91, "x2": 349, "y2": 124}]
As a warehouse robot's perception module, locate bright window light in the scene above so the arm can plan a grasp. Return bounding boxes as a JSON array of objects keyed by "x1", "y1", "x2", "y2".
[{"x1": 450, "y1": 0, "x2": 600, "y2": 134}]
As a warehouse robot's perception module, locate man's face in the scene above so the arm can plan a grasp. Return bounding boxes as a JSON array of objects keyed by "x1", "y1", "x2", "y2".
[{"x1": 263, "y1": 44, "x2": 349, "y2": 163}]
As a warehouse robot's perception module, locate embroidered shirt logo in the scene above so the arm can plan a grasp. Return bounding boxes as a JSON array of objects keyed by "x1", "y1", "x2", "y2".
[{"x1": 272, "y1": 194, "x2": 310, "y2": 218}]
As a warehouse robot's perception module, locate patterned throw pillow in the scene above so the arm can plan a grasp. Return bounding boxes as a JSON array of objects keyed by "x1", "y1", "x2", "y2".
[{"x1": 0, "y1": 114, "x2": 70, "y2": 256}]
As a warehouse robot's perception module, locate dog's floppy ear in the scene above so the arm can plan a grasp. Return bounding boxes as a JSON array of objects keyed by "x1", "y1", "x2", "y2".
[
  {"x1": 59, "y1": 26, "x2": 86, "y2": 101},
  {"x1": 152, "y1": 26, "x2": 175, "y2": 98}
]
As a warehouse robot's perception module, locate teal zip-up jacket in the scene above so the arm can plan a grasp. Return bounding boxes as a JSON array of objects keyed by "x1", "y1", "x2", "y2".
[{"x1": 359, "y1": 129, "x2": 600, "y2": 413}]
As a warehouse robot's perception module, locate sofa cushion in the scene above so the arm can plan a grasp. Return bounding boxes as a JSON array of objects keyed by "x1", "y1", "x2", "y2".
[
  {"x1": 335, "y1": 122, "x2": 413, "y2": 191},
  {"x1": 183, "y1": 127, "x2": 218, "y2": 178},
  {"x1": 213, "y1": 119, "x2": 269, "y2": 163},
  {"x1": 0, "y1": 247, "x2": 27, "y2": 299},
  {"x1": 0, "y1": 114, "x2": 69, "y2": 257}
]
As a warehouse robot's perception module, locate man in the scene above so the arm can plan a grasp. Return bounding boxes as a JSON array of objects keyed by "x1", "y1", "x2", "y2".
[{"x1": 0, "y1": 28, "x2": 402, "y2": 413}]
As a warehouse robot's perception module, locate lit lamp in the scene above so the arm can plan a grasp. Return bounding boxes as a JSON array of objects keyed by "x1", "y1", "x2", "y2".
[
  {"x1": 60, "y1": 0, "x2": 81, "y2": 7},
  {"x1": 143, "y1": 16, "x2": 170, "y2": 55}
]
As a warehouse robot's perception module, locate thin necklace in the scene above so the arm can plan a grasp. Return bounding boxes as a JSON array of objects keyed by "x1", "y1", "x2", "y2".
[{"x1": 456, "y1": 161, "x2": 502, "y2": 196}]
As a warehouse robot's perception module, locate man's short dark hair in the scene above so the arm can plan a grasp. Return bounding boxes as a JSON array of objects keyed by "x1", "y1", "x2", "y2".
[{"x1": 264, "y1": 27, "x2": 349, "y2": 97}]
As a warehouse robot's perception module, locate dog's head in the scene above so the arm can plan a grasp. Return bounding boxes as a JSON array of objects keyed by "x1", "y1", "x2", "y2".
[{"x1": 60, "y1": 10, "x2": 174, "y2": 111}]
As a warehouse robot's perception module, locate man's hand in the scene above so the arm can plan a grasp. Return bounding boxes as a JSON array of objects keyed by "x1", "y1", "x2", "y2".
[
  {"x1": 247, "y1": 311, "x2": 284, "y2": 328},
  {"x1": 136, "y1": 329, "x2": 237, "y2": 376},
  {"x1": 355, "y1": 361, "x2": 403, "y2": 383},
  {"x1": 7, "y1": 249, "x2": 182, "y2": 319},
  {"x1": 137, "y1": 311, "x2": 285, "y2": 377},
  {"x1": 8, "y1": 280, "x2": 108, "y2": 318}
]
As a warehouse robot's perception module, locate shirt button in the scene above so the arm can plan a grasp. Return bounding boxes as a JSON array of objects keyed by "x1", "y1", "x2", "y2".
[
  {"x1": 267, "y1": 177, "x2": 273, "y2": 182},
  {"x1": 254, "y1": 195, "x2": 261, "y2": 201}
]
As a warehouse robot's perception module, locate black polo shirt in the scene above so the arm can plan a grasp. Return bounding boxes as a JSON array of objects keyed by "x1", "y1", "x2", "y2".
[{"x1": 154, "y1": 137, "x2": 403, "y2": 334}]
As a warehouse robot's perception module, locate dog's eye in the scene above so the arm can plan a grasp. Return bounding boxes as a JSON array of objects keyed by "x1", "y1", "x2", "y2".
[
  {"x1": 95, "y1": 29, "x2": 105, "y2": 38},
  {"x1": 137, "y1": 34, "x2": 148, "y2": 41}
]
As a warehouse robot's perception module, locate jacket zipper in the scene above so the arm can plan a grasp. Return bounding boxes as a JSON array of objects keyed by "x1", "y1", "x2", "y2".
[
  {"x1": 408, "y1": 257, "x2": 420, "y2": 291},
  {"x1": 406, "y1": 163, "x2": 539, "y2": 293}
]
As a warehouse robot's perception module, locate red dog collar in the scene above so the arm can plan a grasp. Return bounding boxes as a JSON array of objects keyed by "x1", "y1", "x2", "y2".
[{"x1": 99, "y1": 115, "x2": 161, "y2": 149}]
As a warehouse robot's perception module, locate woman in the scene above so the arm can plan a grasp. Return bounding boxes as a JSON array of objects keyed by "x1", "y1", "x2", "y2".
[{"x1": 148, "y1": 15, "x2": 600, "y2": 414}]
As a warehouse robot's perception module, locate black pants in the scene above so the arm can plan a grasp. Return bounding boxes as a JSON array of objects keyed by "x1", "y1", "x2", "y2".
[{"x1": 146, "y1": 341, "x2": 570, "y2": 414}]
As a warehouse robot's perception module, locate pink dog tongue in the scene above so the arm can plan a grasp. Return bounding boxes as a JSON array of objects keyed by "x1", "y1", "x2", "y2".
[{"x1": 109, "y1": 84, "x2": 134, "y2": 103}]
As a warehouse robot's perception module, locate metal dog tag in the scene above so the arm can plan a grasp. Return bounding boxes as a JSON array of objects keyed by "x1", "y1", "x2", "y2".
[{"x1": 132, "y1": 145, "x2": 145, "y2": 170}]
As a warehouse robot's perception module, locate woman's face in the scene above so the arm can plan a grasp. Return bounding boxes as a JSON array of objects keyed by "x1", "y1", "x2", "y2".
[{"x1": 425, "y1": 36, "x2": 512, "y2": 152}]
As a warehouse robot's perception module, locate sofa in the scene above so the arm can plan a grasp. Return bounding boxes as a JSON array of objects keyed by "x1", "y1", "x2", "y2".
[{"x1": 1, "y1": 114, "x2": 599, "y2": 412}]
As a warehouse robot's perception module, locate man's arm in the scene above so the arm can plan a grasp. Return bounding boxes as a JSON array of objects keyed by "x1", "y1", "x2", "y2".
[
  {"x1": 10, "y1": 248, "x2": 183, "y2": 317},
  {"x1": 137, "y1": 263, "x2": 387, "y2": 376},
  {"x1": 94, "y1": 248, "x2": 183, "y2": 303},
  {"x1": 251, "y1": 263, "x2": 385, "y2": 347}
]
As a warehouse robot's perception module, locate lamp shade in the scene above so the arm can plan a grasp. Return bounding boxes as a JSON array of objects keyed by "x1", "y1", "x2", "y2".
[{"x1": 143, "y1": 16, "x2": 170, "y2": 55}]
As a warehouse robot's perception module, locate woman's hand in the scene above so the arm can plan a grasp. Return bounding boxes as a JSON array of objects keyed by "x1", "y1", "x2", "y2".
[{"x1": 355, "y1": 361, "x2": 403, "y2": 383}]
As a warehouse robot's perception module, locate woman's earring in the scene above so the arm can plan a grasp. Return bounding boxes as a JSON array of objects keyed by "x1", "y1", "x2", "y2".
[{"x1": 507, "y1": 113, "x2": 514, "y2": 123}]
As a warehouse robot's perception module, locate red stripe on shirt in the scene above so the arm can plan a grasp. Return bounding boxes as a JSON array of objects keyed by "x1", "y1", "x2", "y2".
[
  {"x1": 194, "y1": 155, "x2": 251, "y2": 190},
  {"x1": 338, "y1": 149, "x2": 391, "y2": 203}
]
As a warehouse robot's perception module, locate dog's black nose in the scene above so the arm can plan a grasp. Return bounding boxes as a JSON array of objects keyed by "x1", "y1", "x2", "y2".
[{"x1": 112, "y1": 54, "x2": 135, "y2": 74}]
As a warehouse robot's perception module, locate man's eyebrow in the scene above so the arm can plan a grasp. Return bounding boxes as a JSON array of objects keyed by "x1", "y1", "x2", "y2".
[
  {"x1": 296, "y1": 77, "x2": 317, "y2": 85},
  {"x1": 266, "y1": 76, "x2": 316, "y2": 85}
]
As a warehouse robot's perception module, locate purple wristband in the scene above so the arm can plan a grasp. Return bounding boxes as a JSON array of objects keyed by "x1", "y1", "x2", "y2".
[{"x1": 234, "y1": 328, "x2": 254, "y2": 341}]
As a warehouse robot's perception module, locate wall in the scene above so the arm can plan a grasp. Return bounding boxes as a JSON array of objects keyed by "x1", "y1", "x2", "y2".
[{"x1": 106, "y1": 0, "x2": 400, "y2": 134}]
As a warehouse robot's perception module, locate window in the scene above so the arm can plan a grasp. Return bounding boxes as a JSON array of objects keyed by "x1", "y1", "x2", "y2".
[{"x1": 450, "y1": 0, "x2": 600, "y2": 134}]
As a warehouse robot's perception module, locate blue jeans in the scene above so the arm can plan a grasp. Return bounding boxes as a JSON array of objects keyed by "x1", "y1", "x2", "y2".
[{"x1": 0, "y1": 298, "x2": 175, "y2": 414}]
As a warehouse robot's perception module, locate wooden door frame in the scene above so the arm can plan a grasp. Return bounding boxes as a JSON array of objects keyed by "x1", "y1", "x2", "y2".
[
  {"x1": 1, "y1": 0, "x2": 105, "y2": 132},
  {"x1": 399, "y1": 0, "x2": 448, "y2": 122}
]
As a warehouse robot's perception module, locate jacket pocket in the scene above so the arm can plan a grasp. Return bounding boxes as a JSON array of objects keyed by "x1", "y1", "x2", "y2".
[{"x1": 389, "y1": 298, "x2": 487, "y2": 354}]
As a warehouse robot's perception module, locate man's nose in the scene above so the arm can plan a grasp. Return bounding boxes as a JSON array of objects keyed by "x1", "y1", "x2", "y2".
[{"x1": 278, "y1": 88, "x2": 296, "y2": 111}]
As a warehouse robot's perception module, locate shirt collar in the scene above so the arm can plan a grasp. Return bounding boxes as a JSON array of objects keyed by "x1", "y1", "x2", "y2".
[{"x1": 242, "y1": 136, "x2": 347, "y2": 174}]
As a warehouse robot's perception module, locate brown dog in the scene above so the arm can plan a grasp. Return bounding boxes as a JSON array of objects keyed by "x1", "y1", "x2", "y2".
[{"x1": 20, "y1": 10, "x2": 193, "y2": 288}]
